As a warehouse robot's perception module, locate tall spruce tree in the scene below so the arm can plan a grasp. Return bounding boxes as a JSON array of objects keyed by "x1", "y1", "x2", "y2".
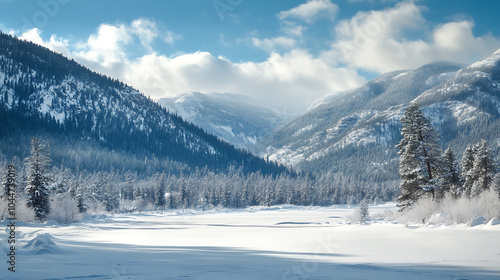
[
  {"x1": 155, "y1": 181, "x2": 166, "y2": 210},
  {"x1": 441, "y1": 146, "x2": 462, "y2": 198},
  {"x1": 470, "y1": 140, "x2": 496, "y2": 197},
  {"x1": 25, "y1": 137, "x2": 51, "y2": 221},
  {"x1": 460, "y1": 144, "x2": 475, "y2": 198},
  {"x1": 396, "y1": 103, "x2": 443, "y2": 210}
]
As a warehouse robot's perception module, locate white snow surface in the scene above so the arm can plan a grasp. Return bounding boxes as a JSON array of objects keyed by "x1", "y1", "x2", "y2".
[
  {"x1": 392, "y1": 72, "x2": 409, "y2": 80},
  {"x1": 2, "y1": 205, "x2": 500, "y2": 279},
  {"x1": 468, "y1": 48, "x2": 500, "y2": 70}
]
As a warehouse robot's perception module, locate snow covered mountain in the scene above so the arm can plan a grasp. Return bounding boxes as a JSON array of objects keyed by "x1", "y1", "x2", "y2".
[
  {"x1": 258, "y1": 54, "x2": 500, "y2": 182},
  {"x1": 0, "y1": 32, "x2": 287, "y2": 175},
  {"x1": 158, "y1": 92, "x2": 292, "y2": 149}
]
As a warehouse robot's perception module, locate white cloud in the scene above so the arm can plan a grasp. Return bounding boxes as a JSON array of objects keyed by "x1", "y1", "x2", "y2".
[
  {"x1": 20, "y1": 28, "x2": 45, "y2": 45},
  {"x1": 76, "y1": 23, "x2": 131, "y2": 67},
  {"x1": 17, "y1": 2, "x2": 500, "y2": 115},
  {"x1": 278, "y1": 0, "x2": 338, "y2": 23},
  {"x1": 250, "y1": 36, "x2": 297, "y2": 51},
  {"x1": 72, "y1": 19, "x2": 180, "y2": 68},
  {"x1": 130, "y1": 19, "x2": 158, "y2": 50},
  {"x1": 65, "y1": 19, "x2": 180, "y2": 79},
  {"x1": 274, "y1": 0, "x2": 336, "y2": 44},
  {"x1": 329, "y1": 2, "x2": 500, "y2": 73},
  {"x1": 124, "y1": 50, "x2": 365, "y2": 113},
  {"x1": 19, "y1": 21, "x2": 365, "y2": 113},
  {"x1": 20, "y1": 28, "x2": 71, "y2": 57},
  {"x1": 280, "y1": 20, "x2": 306, "y2": 37},
  {"x1": 164, "y1": 30, "x2": 181, "y2": 45}
]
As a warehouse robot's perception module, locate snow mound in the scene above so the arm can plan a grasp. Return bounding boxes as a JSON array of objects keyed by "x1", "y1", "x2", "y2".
[
  {"x1": 469, "y1": 216, "x2": 487, "y2": 227},
  {"x1": 428, "y1": 213, "x2": 448, "y2": 225},
  {"x1": 44, "y1": 220, "x2": 59, "y2": 227},
  {"x1": 487, "y1": 217, "x2": 500, "y2": 226},
  {"x1": 23, "y1": 233, "x2": 62, "y2": 255}
]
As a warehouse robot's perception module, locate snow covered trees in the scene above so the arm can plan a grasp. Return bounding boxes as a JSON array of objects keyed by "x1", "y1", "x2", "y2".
[
  {"x1": 155, "y1": 180, "x2": 166, "y2": 210},
  {"x1": 396, "y1": 103, "x2": 443, "y2": 209},
  {"x1": 470, "y1": 140, "x2": 497, "y2": 197},
  {"x1": 354, "y1": 200, "x2": 370, "y2": 224},
  {"x1": 461, "y1": 144, "x2": 475, "y2": 197},
  {"x1": 397, "y1": 104, "x2": 499, "y2": 214},
  {"x1": 459, "y1": 140, "x2": 497, "y2": 198},
  {"x1": 457, "y1": 140, "x2": 497, "y2": 198},
  {"x1": 25, "y1": 137, "x2": 51, "y2": 221},
  {"x1": 441, "y1": 147, "x2": 461, "y2": 198}
]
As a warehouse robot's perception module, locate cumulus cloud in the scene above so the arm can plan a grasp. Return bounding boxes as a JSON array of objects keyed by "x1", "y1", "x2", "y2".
[
  {"x1": 16, "y1": 2, "x2": 500, "y2": 114},
  {"x1": 77, "y1": 24, "x2": 131, "y2": 67},
  {"x1": 278, "y1": 0, "x2": 338, "y2": 23},
  {"x1": 328, "y1": 2, "x2": 500, "y2": 73},
  {"x1": 72, "y1": 19, "x2": 179, "y2": 67},
  {"x1": 20, "y1": 21, "x2": 365, "y2": 113},
  {"x1": 123, "y1": 50, "x2": 365, "y2": 113},
  {"x1": 66, "y1": 19, "x2": 180, "y2": 80}
]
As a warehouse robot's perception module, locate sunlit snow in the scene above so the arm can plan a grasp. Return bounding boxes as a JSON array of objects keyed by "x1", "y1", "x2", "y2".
[{"x1": 3, "y1": 205, "x2": 499, "y2": 280}]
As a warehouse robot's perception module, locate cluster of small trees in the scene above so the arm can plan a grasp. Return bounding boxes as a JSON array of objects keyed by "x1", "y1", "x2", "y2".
[{"x1": 397, "y1": 103, "x2": 499, "y2": 211}]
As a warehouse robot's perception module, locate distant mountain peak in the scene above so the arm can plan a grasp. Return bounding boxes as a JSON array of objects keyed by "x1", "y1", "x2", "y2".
[{"x1": 158, "y1": 92, "x2": 293, "y2": 149}]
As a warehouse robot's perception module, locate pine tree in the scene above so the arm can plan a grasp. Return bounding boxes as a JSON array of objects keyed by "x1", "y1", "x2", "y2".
[
  {"x1": 460, "y1": 144, "x2": 475, "y2": 198},
  {"x1": 470, "y1": 140, "x2": 496, "y2": 197},
  {"x1": 492, "y1": 173, "x2": 500, "y2": 196},
  {"x1": 76, "y1": 193, "x2": 87, "y2": 213},
  {"x1": 155, "y1": 182, "x2": 166, "y2": 210},
  {"x1": 355, "y1": 200, "x2": 369, "y2": 225},
  {"x1": 103, "y1": 184, "x2": 119, "y2": 212},
  {"x1": 441, "y1": 146, "x2": 462, "y2": 198},
  {"x1": 166, "y1": 184, "x2": 176, "y2": 209},
  {"x1": 25, "y1": 137, "x2": 51, "y2": 221},
  {"x1": 179, "y1": 184, "x2": 188, "y2": 209},
  {"x1": 396, "y1": 103, "x2": 443, "y2": 210}
]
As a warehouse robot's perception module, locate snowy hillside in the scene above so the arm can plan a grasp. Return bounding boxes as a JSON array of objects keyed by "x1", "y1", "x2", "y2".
[
  {"x1": 158, "y1": 92, "x2": 292, "y2": 149},
  {"x1": 259, "y1": 52, "x2": 500, "y2": 182},
  {"x1": 257, "y1": 61, "x2": 466, "y2": 178}
]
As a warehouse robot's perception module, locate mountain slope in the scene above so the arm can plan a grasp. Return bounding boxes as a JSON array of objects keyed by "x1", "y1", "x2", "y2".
[
  {"x1": 258, "y1": 62, "x2": 463, "y2": 165},
  {"x1": 0, "y1": 32, "x2": 287, "y2": 175},
  {"x1": 158, "y1": 92, "x2": 291, "y2": 149},
  {"x1": 258, "y1": 53, "x2": 500, "y2": 182}
]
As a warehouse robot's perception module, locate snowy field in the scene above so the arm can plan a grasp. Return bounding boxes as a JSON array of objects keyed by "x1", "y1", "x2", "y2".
[{"x1": 2, "y1": 205, "x2": 500, "y2": 280}]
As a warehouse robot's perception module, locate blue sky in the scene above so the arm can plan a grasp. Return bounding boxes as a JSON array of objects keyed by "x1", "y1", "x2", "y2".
[{"x1": 1, "y1": 0, "x2": 500, "y2": 113}]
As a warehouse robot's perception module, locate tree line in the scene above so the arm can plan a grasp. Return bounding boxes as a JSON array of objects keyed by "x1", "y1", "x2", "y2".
[{"x1": 0, "y1": 137, "x2": 398, "y2": 223}]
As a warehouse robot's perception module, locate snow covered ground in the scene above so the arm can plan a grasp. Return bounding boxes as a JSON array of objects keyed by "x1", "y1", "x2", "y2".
[{"x1": 2, "y1": 204, "x2": 500, "y2": 280}]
